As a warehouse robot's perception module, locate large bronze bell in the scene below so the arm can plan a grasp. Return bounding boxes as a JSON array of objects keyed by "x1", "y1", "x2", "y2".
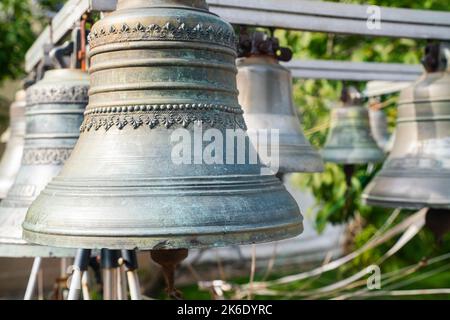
[
  {"x1": 0, "y1": 67, "x2": 87, "y2": 257},
  {"x1": 236, "y1": 32, "x2": 324, "y2": 173},
  {"x1": 0, "y1": 90, "x2": 26, "y2": 199},
  {"x1": 363, "y1": 43, "x2": 450, "y2": 209},
  {"x1": 321, "y1": 87, "x2": 385, "y2": 164},
  {"x1": 23, "y1": 0, "x2": 302, "y2": 250}
]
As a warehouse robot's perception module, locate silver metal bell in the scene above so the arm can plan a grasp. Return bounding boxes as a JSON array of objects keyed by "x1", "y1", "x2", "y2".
[
  {"x1": 0, "y1": 68, "x2": 87, "y2": 257},
  {"x1": 363, "y1": 43, "x2": 450, "y2": 209},
  {"x1": 236, "y1": 32, "x2": 323, "y2": 173},
  {"x1": 0, "y1": 90, "x2": 26, "y2": 199}
]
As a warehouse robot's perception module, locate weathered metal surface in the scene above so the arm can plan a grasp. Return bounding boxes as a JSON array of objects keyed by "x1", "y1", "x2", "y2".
[
  {"x1": 363, "y1": 43, "x2": 450, "y2": 209},
  {"x1": 23, "y1": 0, "x2": 302, "y2": 250},
  {"x1": 321, "y1": 87, "x2": 385, "y2": 164},
  {"x1": 285, "y1": 60, "x2": 422, "y2": 82},
  {"x1": 236, "y1": 35, "x2": 323, "y2": 173},
  {"x1": 0, "y1": 91, "x2": 26, "y2": 199},
  {"x1": 0, "y1": 69, "x2": 87, "y2": 257}
]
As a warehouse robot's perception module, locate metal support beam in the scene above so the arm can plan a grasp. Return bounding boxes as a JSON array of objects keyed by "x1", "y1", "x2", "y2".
[
  {"x1": 26, "y1": 0, "x2": 450, "y2": 72},
  {"x1": 25, "y1": 0, "x2": 116, "y2": 72},
  {"x1": 365, "y1": 81, "x2": 414, "y2": 97},
  {"x1": 284, "y1": 60, "x2": 423, "y2": 82},
  {"x1": 208, "y1": 0, "x2": 450, "y2": 40}
]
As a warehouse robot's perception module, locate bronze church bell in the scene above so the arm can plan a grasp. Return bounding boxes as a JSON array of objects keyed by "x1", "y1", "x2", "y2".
[
  {"x1": 363, "y1": 42, "x2": 450, "y2": 209},
  {"x1": 23, "y1": 0, "x2": 302, "y2": 250},
  {"x1": 321, "y1": 86, "x2": 385, "y2": 164}
]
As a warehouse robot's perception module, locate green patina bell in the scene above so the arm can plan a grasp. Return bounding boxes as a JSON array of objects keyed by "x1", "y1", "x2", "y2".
[
  {"x1": 321, "y1": 86, "x2": 385, "y2": 164},
  {"x1": 23, "y1": 0, "x2": 302, "y2": 250},
  {"x1": 363, "y1": 43, "x2": 450, "y2": 209}
]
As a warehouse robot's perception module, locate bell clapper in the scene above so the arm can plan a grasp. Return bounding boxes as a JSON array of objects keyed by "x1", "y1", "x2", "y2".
[{"x1": 151, "y1": 249, "x2": 189, "y2": 300}]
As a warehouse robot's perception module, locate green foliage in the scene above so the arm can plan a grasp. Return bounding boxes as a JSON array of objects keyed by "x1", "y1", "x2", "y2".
[
  {"x1": 0, "y1": 0, "x2": 66, "y2": 84},
  {"x1": 0, "y1": 0, "x2": 35, "y2": 83}
]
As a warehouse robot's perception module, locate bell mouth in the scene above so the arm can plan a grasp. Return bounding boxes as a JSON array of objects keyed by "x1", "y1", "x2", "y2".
[{"x1": 116, "y1": 0, "x2": 209, "y2": 11}]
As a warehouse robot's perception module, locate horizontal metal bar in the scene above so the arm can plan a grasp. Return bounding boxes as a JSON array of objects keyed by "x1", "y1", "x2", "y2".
[
  {"x1": 284, "y1": 59, "x2": 423, "y2": 82},
  {"x1": 208, "y1": 0, "x2": 450, "y2": 40},
  {"x1": 25, "y1": 0, "x2": 117, "y2": 72},
  {"x1": 26, "y1": 0, "x2": 447, "y2": 72},
  {"x1": 365, "y1": 81, "x2": 414, "y2": 97}
]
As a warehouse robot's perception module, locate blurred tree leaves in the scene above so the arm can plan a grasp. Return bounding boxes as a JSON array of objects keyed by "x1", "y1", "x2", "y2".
[
  {"x1": 0, "y1": 0, "x2": 66, "y2": 84},
  {"x1": 0, "y1": 0, "x2": 35, "y2": 83}
]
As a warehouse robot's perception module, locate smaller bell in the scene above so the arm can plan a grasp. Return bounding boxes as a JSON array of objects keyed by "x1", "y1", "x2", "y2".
[
  {"x1": 0, "y1": 90, "x2": 26, "y2": 199},
  {"x1": 236, "y1": 31, "x2": 323, "y2": 173},
  {"x1": 368, "y1": 98, "x2": 391, "y2": 152},
  {"x1": 363, "y1": 42, "x2": 450, "y2": 209},
  {"x1": 0, "y1": 43, "x2": 85, "y2": 258},
  {"x1": 321, "y1": 87, "x2": 385, "y2": 164}
]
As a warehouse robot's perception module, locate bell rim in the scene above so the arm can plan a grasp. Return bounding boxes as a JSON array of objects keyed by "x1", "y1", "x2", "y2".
[
  {"x1": 362, "y1": 193, "x2": 450, "y2": 210},
  {"x1": 277, "y1": 152, "x2": 325, "y2": 173},
  {"x1": 22, "y1": 221, "x2": 303, "y2": 250},
  {"x1": 362, "y1": 197, "x2": 450, "y2": 210}
]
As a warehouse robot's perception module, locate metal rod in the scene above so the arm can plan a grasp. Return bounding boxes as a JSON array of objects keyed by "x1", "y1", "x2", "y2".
[
  {"x1": 102, "y1": 268, "x2": 118, "y2": 300},
  {"x1": 126, "y1": 270, "x2": 142, "y2": 300},
  {"x1": 67, "y1": 249, "x2": 91, "y2": 300},
  {"x1": 38, "y1": 268, "x2": 44, "y2": 300},
  {"x1": 121, "y1": 250, "x2": 141, "y2": 300},
  {"x1": 117, "y1": 266, "x2": 128, "y2": 300},
  {"x1": 101, "y1": 249, "x2": 120, "y2": 300},
  {"x1": 24, "y1": 257, "x2": 42, "y2": 300},
  {"x1": 68, "y1": 268, "x2": 83, "y2": 300},
  {"x1": 81, "y1": 271, "x2": 90, "y2": 300}
]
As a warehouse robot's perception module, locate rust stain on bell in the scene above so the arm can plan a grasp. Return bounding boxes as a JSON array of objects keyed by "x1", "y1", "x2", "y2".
[
  {"x1": 23, "y1": 0, "x2": 303, "y2": 250},
  {"x1": 363, "y1": 43, "x2": 450, "y2": 209}
]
